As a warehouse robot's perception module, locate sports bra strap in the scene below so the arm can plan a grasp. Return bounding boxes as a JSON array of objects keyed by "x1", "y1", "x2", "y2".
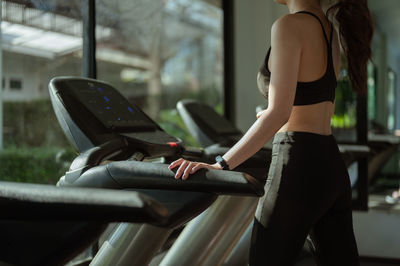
[{"x1": 296, "y1": 11, "x2": 331, "y2": 48}]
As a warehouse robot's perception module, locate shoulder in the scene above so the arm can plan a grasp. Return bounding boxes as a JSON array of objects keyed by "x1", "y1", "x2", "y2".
[
  {"x1": 271, "y1": 14, "x2": 305, "y2": 45},
  {"x1": 271, "y1": 14, "x2": 306, "y2": 42}
]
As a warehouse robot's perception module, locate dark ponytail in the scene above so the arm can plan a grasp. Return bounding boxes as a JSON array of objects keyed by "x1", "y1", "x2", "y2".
[{"x1": 327, "y1": 0, "x2": 373, "y2": 94}]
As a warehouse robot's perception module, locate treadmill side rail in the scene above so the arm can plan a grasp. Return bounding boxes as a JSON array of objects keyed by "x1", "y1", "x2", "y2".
[{"x1": 60, "y1": 160, "x2": 264, "y2": 197}]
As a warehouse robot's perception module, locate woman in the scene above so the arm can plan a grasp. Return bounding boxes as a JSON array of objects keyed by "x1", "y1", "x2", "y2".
[{"x1": 169, "y1": 0, "x2": 373, "y2": 265}]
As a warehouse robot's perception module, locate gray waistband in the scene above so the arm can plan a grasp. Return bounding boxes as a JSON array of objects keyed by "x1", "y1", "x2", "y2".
[
  {"x1": 272, "y1": 132, "x2": 295, "y2": 144},
  {"x1": 273, "y1": 131, "x2": 333, "y2": 144}
]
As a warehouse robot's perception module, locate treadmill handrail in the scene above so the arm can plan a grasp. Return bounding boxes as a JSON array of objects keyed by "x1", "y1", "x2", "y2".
[
  {"x1": 59, "y1": 160, "x2": 265, "y2": 197},
  {"x1": 368, "y1": 132, "x2": 400, "y2": 144},
  {"x1": 338, "y1": 144, "x2": 371, "y2": 153},
  {"x1": 0, "y1": 181, "x2": 167, "y2": 223}
]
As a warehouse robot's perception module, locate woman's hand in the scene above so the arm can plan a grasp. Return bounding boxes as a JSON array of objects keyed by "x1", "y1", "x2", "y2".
[{"x1": 168, "y1": 158, "x2": 222, "y2": 180}]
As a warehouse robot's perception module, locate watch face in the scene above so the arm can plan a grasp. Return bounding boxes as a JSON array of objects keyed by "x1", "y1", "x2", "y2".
[{"x1": 216, "y1": 155, "x2": 228, "y2": 170}]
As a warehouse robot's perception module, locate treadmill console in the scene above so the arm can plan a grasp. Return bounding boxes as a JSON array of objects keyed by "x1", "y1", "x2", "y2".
[
  {"x1": 177, "y1": 100, "x2": 242, "y2": 147},
  {"x1": 187, "y1": 103, "x2": 239, "y2": 135},
  {"x1": 49, "y1": 77, "x2": 182, "y2": 157},
  {"x1": 66, "y1": 79, "x2": 156, "y2": 131}
]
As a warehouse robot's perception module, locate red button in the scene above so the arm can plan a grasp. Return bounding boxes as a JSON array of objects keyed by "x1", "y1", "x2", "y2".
[{"x1": 167, "y1": 142, "x2": 177, "y2": 147}]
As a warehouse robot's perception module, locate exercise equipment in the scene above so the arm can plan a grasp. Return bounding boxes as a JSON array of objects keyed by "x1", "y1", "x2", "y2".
[
  {"x1": 0, "y1": 181, "x2": 167, "y2": 266},
  {"x1": 367, "y1": 133, "x2": 400, "y2": 183},
  {"x1": 48, "y1": 77, "x2": 264, "y2": 265}
]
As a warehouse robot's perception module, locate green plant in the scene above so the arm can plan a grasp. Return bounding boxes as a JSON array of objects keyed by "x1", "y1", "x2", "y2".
[
  {"x1": 331, "y1": 77, "x2": 357, "y2": 128},
  {"x1": 3, "y1": 100, "x2": 70, "y2": 148},
  {"x1": 0, "y1": 146, "x2": 76, "y2": 184}
]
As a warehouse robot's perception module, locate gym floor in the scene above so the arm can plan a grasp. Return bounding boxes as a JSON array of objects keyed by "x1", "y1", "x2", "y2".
[
  {"x1": 360, "y1": 262, "x2": 400, "y2": 266},
  {"x1": 295, "y1": 195, "x2": 400, "y2": 266},
  {"x1": 296, "y1": 258, "x2": 400, "y2": 266}
]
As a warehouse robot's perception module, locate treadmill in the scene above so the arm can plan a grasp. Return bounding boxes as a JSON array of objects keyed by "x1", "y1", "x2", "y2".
[{"x1": 48, "y1": 76, "x2": 264, "y2": 265}]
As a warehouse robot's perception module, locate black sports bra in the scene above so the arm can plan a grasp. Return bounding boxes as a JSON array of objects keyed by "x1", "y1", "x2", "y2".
[{"x1": 257, "y1": 11, "x2": 337, "y2": 106}]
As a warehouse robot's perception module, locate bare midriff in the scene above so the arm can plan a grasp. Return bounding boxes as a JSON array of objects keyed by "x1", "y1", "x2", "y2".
[{"x1": 278, "y1": 101, "x2": 335, "y2": 135}]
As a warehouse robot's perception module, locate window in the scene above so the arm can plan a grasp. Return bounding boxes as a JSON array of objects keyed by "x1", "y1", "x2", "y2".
[
  {"x1": 0, "y1": 0, "x2": 82, "y2": 184},
  {"x1": 387, "y1": 69, "x2": 396, "y2": 131},
  {"x1": 95, "y1": 0, "x2": 224, "y2": 146},
  {"x1": 367, "y1": 61, "x2": 377, "y2": 123},
  {"x1": 9, "y1": 78, "x2": 22, "y2": 90},
  {"x1": 331, "y1": 63, "x2": 357, "y2": 142},
  {"x1": 0, "y1": 0, "x2": 225, "y2": 186}
]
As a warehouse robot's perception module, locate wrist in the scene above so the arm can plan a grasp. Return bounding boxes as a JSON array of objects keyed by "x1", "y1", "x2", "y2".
[{"x1": 215, "y1": 155, "x2": 230, "y2": 170}]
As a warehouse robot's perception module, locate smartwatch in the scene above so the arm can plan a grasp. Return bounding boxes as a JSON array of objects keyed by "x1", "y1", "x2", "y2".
[{"x1": 215, "y1": 155, "x2": 229, "y2": 170}]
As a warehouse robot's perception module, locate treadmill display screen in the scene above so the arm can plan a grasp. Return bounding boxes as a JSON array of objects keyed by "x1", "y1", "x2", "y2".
[{"x1": 66, "y1": 80, "x2": 157, "y2": 131}]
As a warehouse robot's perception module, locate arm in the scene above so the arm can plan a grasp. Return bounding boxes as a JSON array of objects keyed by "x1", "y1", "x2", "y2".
[
  {"x1": 222, "y1": 15, "x2": 302, "y2": 169},
  {"x1": 170, "y1": 15, "x2": 303, "y2": 179}
]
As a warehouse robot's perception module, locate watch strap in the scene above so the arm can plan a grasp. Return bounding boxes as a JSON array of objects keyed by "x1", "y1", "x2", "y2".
[{"x1": 215, "y1": 155, "x2": 229, "y2": 170}]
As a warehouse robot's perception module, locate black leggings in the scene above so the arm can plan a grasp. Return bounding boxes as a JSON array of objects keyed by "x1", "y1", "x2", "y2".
[{"x1": 249, "y1": 131, "x2": 359, "y2": 266}]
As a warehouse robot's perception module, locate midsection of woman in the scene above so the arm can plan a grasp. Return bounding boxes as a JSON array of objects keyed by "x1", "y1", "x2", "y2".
[
  {"x1": 258, "y1": 10, "x2": 341, "y2": 136},
  {"x1": 278, "y1": 102, "x2": 334, "y2": 135}
]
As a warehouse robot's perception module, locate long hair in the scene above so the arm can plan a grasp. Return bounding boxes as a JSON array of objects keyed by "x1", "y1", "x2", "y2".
[{"x1": 327, "y1": 0, "x2": 374, "y2": 94}]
